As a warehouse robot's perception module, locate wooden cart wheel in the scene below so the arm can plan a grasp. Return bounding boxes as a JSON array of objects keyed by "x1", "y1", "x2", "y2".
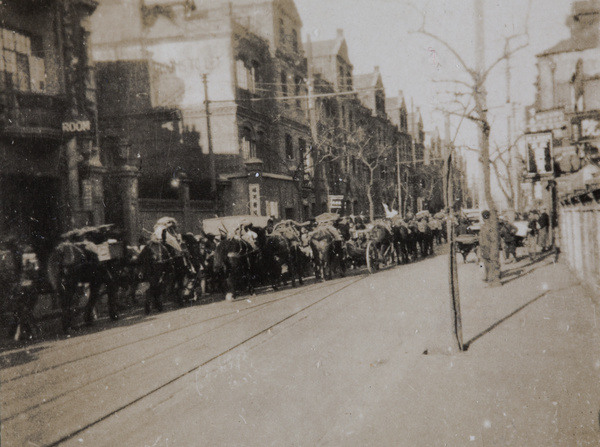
[{"x1": 366, "y1": 241, "x2": 379, "y2": 273}]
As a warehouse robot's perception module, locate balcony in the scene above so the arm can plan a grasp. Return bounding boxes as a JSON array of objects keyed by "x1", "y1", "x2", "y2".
[{"x1": 0, "y1": 91, "x2": 68, "y2": 139}]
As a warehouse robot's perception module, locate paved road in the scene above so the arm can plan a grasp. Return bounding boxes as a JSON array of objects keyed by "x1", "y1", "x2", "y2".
[{"x1": 2, "y1": 249, "x2": 598, "y2": 446}]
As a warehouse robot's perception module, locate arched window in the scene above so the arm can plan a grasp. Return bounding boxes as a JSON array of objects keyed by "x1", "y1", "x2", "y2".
[{"x1": 241, "y1": 126, "x2": 256, "y2": 159}]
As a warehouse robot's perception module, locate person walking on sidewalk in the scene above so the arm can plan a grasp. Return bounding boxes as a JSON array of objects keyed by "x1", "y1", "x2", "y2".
[
  {"x1": 538, "y1": 208, "x2": 550, "y2": 251},
  {"x1": 499, "y1": 218, "x2": 518, "y2": 263},
  {"x1": 527, "y1": 211, "x2": 540, "y2": 257}
]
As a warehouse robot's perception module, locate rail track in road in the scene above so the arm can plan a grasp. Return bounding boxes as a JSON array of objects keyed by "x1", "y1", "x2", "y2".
[
  {"x1": 2, "y1": 275, "x2": 358, "y2": 384},
  {"x1": 2, "y1": 270, "x2": 372, "y2": 447}
]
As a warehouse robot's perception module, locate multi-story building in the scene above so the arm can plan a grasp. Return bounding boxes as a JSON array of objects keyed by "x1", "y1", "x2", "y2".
[
  {"x1": 96, "y1": 59, "x2": 215, "y2": 242},
  {"x1": 91, "y1": 0, "x2": 311, "y2": 231},
  {"x1": 308, "y1": 32, "x2": 411, "y2": 219},
  {"x1": 0, "y1": 0, "x2": 102, "y2": 266},
  {"x1": 386, "y1": 91, "x2": 413, "y2": 214},
  {"x1": 526, "y1": 0, "x2": 600, "y2": 295},
  {"x1": 525, "y1": 0, "x2": 600, "y2": 206}
]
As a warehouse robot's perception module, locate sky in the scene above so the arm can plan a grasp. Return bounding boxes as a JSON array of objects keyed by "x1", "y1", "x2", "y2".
[{"x1": 295, "y1": 0, "x2": 574, "y2": 189}]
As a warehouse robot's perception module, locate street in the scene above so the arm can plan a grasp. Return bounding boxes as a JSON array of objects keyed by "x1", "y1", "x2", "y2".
[{"x1": 2, "y1": 249, "x2": 599, "y2": 446}]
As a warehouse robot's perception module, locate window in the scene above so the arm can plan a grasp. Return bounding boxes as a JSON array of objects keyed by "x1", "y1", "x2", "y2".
[
  {"x1": 291, "y1": 29, "x2": 298, "y2": 52},
  {"x1": 279, "y1": 18, "x2": 285, "y2": 44},
  {"x1": 236, "y1": 59, "x2": 258, "y2": 94},
  {"x1": 285, "y1": 134, "x2": 294, "y2": 160},
  {"x1": 304, "y1": 143, "x2": 314, "y2": 174},
  {"x1": 281, "y1": 70, "x2": 288, "y2": 107},
  {"x1": 0, "y1": 28, "x2": 44, "y2": 93},
  {"x1": 298, "y1": 138, "x2": 306, "y2": 160},
  {"x1": 294, "y1": 76, "x2": 303, "y2": 109},
  {"x1": 241, "y1": 126, "x2": 256, "y2": 159}
]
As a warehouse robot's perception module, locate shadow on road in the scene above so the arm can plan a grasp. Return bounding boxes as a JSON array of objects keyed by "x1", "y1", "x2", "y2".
[
  {"x1": 500, "y1": 251, "x2": 556, "y2": 286},
  {"x1": 462, "y1": 283, "x2": 572, "y2": 351}
]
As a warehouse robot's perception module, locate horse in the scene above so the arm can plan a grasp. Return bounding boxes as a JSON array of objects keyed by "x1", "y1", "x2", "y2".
[
  {"x1": 308, "y1": 225, "x2": 346, "y2": 281},
  {"x1": 269, "y1": 221, "x2": 309, "y2": 287},
  {"x1": 181, "y1": 232, "x2": 218, "y2": 299},
  {"x1": 390, "y1": 218, "x2": 414, "y2": 264},
  {"x1": 212, "y1": 236, "x2": 259, "y2": 301},
  {"x1": 47, "y1": 240, "x2": 120, "y2": 333},
  {"x1": 137, "y1": 238, "x2": 193, "y2": 314},
  {"x1": 415, "y1": 219, "x2": 434, "y2": 257}
]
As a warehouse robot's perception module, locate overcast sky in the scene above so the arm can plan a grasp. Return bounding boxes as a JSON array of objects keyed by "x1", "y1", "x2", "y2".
[{"x1": 296, "y1": 0, "x2": 573, "y2": 144}]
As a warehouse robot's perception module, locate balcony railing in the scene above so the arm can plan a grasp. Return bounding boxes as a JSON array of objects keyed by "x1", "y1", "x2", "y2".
[{"x1": 0, "y1": 90, "x2": 68, "y2": 138}]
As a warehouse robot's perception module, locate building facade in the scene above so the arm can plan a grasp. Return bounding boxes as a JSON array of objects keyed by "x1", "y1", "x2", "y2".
[
  {"x1": 0, "y1": 0, "x2": 103, "y2": 266},
  {"x1": 91, "y1": 0, "x2": 312, "y2": 233},
  {"x1": 526, "y1": 0, "x2": 600, "y2": 295}
]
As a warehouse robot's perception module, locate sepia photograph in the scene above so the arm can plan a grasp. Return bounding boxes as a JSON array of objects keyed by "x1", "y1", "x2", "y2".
[{"x1": 1, "y1": 0, "x2": 599, "y2": 445}]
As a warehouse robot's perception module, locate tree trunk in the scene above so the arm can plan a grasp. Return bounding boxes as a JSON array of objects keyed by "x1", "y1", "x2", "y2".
[
  {"x1": 367, "y1": 182, "x2": 375, "y2": 222},
  {"x1": 480, "y1": 116, "x2": 501, "y2": 286}
]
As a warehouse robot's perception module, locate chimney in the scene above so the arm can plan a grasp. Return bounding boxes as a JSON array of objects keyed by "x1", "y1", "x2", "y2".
[
  {"x1": 374, "y1": 65, "x2": 380, "y2": 73},
  {"x1": 336, "y1": 28, "x2": 344, "y2": 38}
]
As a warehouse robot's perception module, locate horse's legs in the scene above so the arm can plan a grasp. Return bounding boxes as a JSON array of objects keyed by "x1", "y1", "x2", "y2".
[
  {"x1": 105, "y1": 274, "x2": 119, "y2": 321},
  {"x1": 84, "y1": 281, "x2": 101, "y2": 325},
  {"x1": 60, "y1": 278, "x2": 77, "y2": 333}
]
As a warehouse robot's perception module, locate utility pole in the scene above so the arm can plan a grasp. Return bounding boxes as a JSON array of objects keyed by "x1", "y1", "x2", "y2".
[
  {"x1": 396, "y1": 140, "x2": 402, "y2": 217},
  {"x1": 203, "y1": 73, "x2": 217, "y2": 197},
  {"x1": 306, "y1": 34, "x2": 323, "y2": 215},
  {"x1": 505, "y1": 41, "x2": 519, "y2": 217}
]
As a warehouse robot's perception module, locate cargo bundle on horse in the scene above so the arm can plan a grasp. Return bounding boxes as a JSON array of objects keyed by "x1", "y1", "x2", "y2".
[
  {"x1": 47, "y1": 224, "x2": 126, "y2": 333},
  {"x1": 137, "y1": 217, "x2": 196, "y2": 314}
]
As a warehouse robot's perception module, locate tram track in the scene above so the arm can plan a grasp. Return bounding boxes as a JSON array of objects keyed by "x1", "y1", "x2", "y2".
[
  {"x1": 1, "y1": 274, "x2": 359, "y2": 383},
  {"x1": 2, "y1": 274, "x2": 367, "y2": 444},
  {"x1": 40, "y1": 274, "x2": 365, "y2": 447}
]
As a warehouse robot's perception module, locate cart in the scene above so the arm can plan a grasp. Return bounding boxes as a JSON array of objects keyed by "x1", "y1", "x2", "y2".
[
  {"x1": 365, "y1": 223, "x2": 396, "y2": 273},
  {"x1": 455, "y1": 233, "x2": 479, "y2": 263}
]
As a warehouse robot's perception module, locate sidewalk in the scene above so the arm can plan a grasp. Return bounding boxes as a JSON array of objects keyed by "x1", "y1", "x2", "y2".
[{"x1": 331, "y1": 251, "x2": 600, "y2": 446}]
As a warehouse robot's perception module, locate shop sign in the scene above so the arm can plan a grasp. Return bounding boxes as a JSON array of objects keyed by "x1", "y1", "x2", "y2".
[
  {"x1": 62, "y1": 120, "x2": 92, "y2": 133},
  {"x1": 581, "y1": 118, "x2": 600, "y2": 139},
  {"x1": 328, "y1": 195, "x2": 344, "y2": 210},
  {"x1": 82, "y1": 180, "x2": 93, "y2": 211},
  {"x1": 249, "y1": 184, "x2": 261, "y2": 216}
]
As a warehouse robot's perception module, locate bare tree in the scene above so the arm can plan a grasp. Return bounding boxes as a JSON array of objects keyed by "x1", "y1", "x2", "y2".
[
  {"x1": 411, "y1": 0, "x2": 530, "y2": 285},
  {"x1": 345, "y1": 127, "x2": 393, "y2": 221}
]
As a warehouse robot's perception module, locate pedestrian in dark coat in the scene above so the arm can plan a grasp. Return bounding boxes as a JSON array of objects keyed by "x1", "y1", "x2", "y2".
[
  {"x1": 499, "y1": 220, "x2": 518, "y2": 263},
  {"x1": 538, "y1": 208, "x2": 550, "y2": 251}
]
